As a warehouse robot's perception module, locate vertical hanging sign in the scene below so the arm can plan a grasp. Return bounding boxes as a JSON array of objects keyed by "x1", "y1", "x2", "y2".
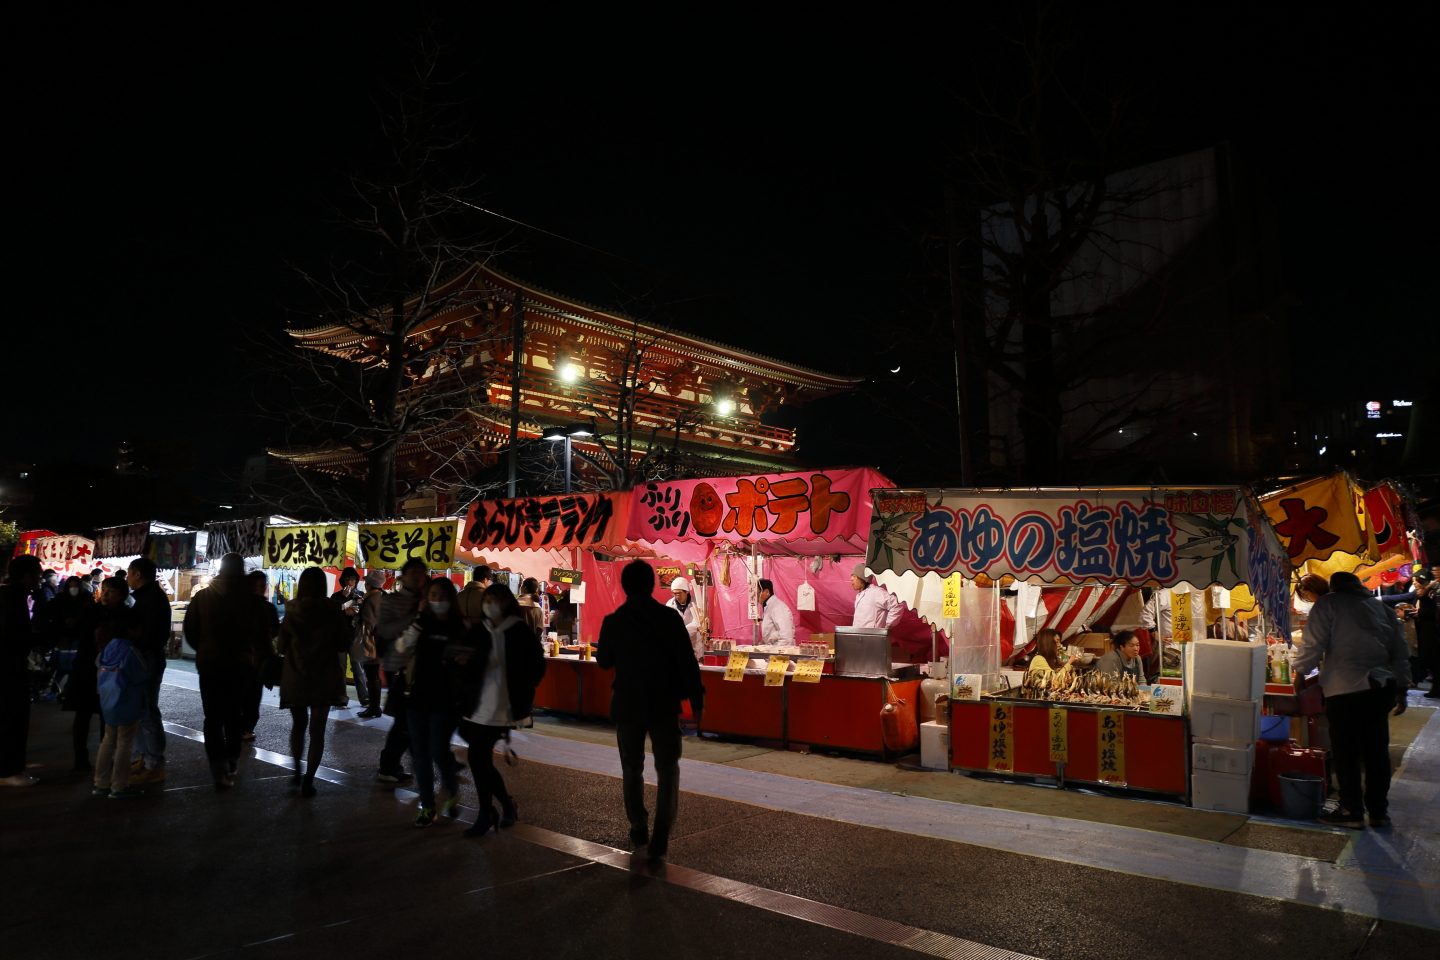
[
  {"x1": 942, "y1": 574, "x2": 961, "y2": 618},
  {"x1": 1171, "y1": 590, "x2": 1192, "y2": 642},
  {"x1": 1048, "y1": 707, "x2": 1068, "y2": 763},
  {"x1": 1097, "y1": 710, "x2": 1127, "y2": 784},
  {"x1": 988, "y1": 702, "x2": 1014, "y2": 773}
]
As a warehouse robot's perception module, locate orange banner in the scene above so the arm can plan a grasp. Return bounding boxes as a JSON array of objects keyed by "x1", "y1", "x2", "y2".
[{"x1": 1262, "y1": 474, "x2": 1367, "y2": 567}]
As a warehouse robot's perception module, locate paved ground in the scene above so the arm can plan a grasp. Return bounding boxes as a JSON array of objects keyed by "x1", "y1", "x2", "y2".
[{"x1": 2, "y1": 663, "x2": 1436, "y2": 960}]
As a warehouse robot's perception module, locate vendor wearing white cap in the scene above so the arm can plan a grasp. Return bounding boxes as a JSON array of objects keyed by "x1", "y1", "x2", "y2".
[
  {"x1": 667, "y1": 577, "x2": 707, "y2": 661},
  {"x1": 757, "y1": 578, "x2": 794, "y2": 643},
  {"x1": 851, "y1": 562, "x2": 902, "y2": 630}
]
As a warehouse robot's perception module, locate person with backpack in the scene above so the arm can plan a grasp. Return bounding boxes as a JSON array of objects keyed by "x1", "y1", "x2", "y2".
[
  {"x1": 277, "y1": 567, "x2": 351, "y2": 798},
  {"x1": 392, "y1": 576, "x2": 475, "y2": 827},
  {"x1": 458, "y1": 582, "x2": 545, "y2": 837},
  {"x1": 93, "y1": 580, "x2": 151, "y2": 799}
]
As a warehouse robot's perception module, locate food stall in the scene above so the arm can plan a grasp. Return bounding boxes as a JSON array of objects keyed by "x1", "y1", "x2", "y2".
[
  {"x1": 15, "y1": 533, "x2": 101, "y2": 579},
  {"x1": 868, "y1": 485, "x2": 1293, "y2": 800}
]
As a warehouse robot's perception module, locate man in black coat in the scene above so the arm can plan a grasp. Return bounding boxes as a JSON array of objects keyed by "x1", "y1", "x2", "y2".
[
  {"x1": 127, "y1": 557, "x2": 172, "y2": 783},
  {"x1": 596, "y1": 559, "x2": 704, "y2": 862}
]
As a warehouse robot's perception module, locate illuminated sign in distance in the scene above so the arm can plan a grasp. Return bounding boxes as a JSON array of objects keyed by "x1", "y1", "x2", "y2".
[
  {"x1": 1376, "y1": 432, "x2": 1403, "y2": 439},
  {"x1": 1392, "y1": 400, "x2": 1412, "y2": 407},
  {"x1": 1365, "y1": 401, "x2": 1382, "y2": 419}
]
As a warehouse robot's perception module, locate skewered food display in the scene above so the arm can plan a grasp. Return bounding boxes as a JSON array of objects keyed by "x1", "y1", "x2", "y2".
[{"x1": 1019, "y1": 664, "x2": 1142, "y2": 705}]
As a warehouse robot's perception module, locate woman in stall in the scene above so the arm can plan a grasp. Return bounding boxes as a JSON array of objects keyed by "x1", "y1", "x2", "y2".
[
  {"x1": 1095, "y1": 630, "x2": 1147, "y2": 683},
  {"x1": 1024, "y1": 628, "x2": 1067, "y2": 678}
]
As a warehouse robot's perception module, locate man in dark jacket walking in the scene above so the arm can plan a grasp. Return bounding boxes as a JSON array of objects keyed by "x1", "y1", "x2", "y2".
[
  {"x1": 126, "y1": 557, "x2": 171, "y2": 783},
  {"x1": 0, "y1": 555, "x2": 43, "y2": 786},
  {"x1": 183, "y1": 553, "x2": 275, "y2": 789},
  {"x1": 596, "y1": 559, "x2": 704, "y2": 862}
]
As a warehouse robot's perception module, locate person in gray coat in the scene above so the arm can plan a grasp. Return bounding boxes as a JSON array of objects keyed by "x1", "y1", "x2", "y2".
[{"x1": 1294, "y1": 570, "x2": 1410, "y2": 829}]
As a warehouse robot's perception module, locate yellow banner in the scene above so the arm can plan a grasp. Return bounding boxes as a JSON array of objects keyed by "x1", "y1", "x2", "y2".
[
  {"x1": 942, "y1": 574, "x2": 961, "y2": 618},
  {"x1": 988, "y1": 702, "x2": 1014, "y2": 773},
  {"x1": 724, "y1": 650, "x2": 749, "y2": 682},
  {"x1": 1171, "y1": 590, "x2": 1192, "y2": 642},
  {"x1": 358, "y1": 520, "x2": 459, "y2": 570},
  {"x1": 264, "y1": 524, "x2": 357, "y2": 569},
  {"x1": 764, "y1": 655, "x2": 789, "y2": 687},
  {"x1": 1097, "y1": 710, "x2": 1127, "y2": 784},
  {"x1": 1048, "y1": 707, "x2": 1068, "y2": 762},
  {"x1": 1262, "y1": 473, "x2": 1368, "y2": 567},
  {"x1": 792, "y1": 659, "x2": 824, "y2": 683}
]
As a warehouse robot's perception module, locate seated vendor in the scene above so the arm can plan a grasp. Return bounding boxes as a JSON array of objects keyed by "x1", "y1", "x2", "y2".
[
  {"x1": 1025, "y1": 628, "x2": 1066, "y2": 676},
  {"x1": 1095, "y1": 630, "x2": 1146, "y2": 684}
]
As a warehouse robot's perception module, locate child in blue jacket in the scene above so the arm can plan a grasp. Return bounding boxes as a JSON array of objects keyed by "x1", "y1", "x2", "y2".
[{"x1": 93, "y1": 578, "x2": 149, "y2": 798}]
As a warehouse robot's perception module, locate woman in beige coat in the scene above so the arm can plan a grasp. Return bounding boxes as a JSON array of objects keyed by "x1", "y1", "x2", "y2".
[{"x1": 276, "y1": 567, "x2": 351, "y2": 797}]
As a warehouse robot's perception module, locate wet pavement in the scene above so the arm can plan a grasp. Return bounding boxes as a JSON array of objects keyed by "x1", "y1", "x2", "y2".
[{"x1": 2, "y1": 663, "x2": 1436, "y2": 960}]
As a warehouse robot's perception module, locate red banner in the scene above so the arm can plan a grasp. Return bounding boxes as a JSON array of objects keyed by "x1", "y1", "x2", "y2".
[
  {"x1": 626, "y1": 468, "x2": 886, "y2": 546},
  {"x1": 1363, "y1": 483, "x2": 1406, "y2": 559}
]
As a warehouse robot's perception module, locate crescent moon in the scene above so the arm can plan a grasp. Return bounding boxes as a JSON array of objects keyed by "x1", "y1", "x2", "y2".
[{"x1": 890, "y1": 365, "x2": 901, "y2": 373}]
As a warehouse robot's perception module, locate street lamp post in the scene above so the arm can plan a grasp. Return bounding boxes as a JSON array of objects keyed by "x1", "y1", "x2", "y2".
[{"x1": 543, "y1": 423, "x2": 593, "y2": 494}]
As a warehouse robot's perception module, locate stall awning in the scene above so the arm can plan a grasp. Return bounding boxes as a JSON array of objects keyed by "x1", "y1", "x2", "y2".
[
  {"x1": 868, "y1": 485, "x2": 1292, "y2": 635},
  {"x1": 625, "y1": 467, "x2": 893, "y2": 556},
  {"x1": 462, "y1": 492, "x2": 630, "y2": 553},
  {"x1": 1259, "y1": 473, "x2": 1369, "y2": 566}
]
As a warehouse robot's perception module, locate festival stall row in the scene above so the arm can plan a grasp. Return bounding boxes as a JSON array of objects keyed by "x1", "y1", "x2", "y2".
[{"x1": 866, "y1": 485, "x2": 1294, "y2": 800}]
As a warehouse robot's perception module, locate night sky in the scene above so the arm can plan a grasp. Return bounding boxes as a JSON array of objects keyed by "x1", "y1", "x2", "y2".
[{"x1": 8, "y1": 5, "x2": 1434, "y2": 522}]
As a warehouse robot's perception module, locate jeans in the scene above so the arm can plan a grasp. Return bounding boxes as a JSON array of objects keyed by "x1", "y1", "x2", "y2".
[
  {"x1": 345, "y1": 641, "x2": 370, "y2": 706},
  {"x1": 1325, "y1": 684, "x2": 1394, "y2": 818},
  {"x1": 0, "y1": 674, "x2": 29, "y2": 778},
  {"x1": 616, "y1": 714, "x2": 683, "y2": 851},
  {"x1": 95, "y1": 721, "x2": 139, "y2": 791},
  {"x1": 407, "y1": 706, "x2": 458, "y2": 807},
  {"x1": 199, "y1": 668, "x2": 254, "y2": 777},
  {"x1": 362, "y1": 663, "x2": 382, "y2": 712},
  {"x1": 132, "y1": 652, "x2": 166, "y2": 767},
  {"x1": 460, "y1": 721, "x2": 512, "y2": 816},
  {"x1": 379, "y1": 672, "x2": 410, "y2": 773}
]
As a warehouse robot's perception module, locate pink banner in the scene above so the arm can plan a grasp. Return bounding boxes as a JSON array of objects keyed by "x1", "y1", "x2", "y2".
[{"x1": 627, "y1": 467, "x2": 889, "y2": 548}]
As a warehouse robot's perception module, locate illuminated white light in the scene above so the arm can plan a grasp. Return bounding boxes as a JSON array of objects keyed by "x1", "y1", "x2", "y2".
[
  {"x1": 1393, "y1": 399, "x2": 1412, "y2": 407},
  {"x1": 559, "y1": 362, "x2": 584, "y2": 383},
  {"x1": 890, "y1": 365, "x2": 902, "y2": 373},
  {"x1": 716, "y1": 398, "x2": 736, "y2": 416},
  {"x1": 1318, "y1": 446, "x2": 1327, "y2": 455},
  {"x1": 1191, "y1": 432, "x2": 1198, "y2": 437},
  {"x1": 1376, "y1": 432, "x2": 1403, "y2": 439}
]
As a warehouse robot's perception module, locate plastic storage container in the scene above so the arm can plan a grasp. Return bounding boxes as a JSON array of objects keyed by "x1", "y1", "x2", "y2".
[
  {"x1": 1186, "y1": 640, "x2": 1267, "y2": 701},
  {"x1": 1190, "y1": 693, "x2": 1261, "y2": 744},
  {"x1": 1192, "y1": 741, "x2": 1255, "y2": 776},
  {"x1": 1191, "y1": 769, "x2": 1251, "y2": 813},
  {"x1": 1278, "y1": 772, "x2": 1324, "y2": 819},
  {"x1": 920, "y1": 721, "x2": 950, "y2": 771},
  {"x1": 1258, "y1": 715, "x2": 1290, "y2": 742}
]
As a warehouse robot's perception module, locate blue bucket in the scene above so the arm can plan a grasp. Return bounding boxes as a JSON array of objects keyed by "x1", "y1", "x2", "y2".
[{"x1": 1258, "y1": 715, "x2": 1289, "y2": 742}]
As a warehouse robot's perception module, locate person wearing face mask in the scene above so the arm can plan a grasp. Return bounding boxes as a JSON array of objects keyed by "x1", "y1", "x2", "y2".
[
  {"x1": 393, "y1": 577, "x2": 476, "y2": 827},
  {"x1": 458, "y1": 582, "x2": 545, "y2": 836}
]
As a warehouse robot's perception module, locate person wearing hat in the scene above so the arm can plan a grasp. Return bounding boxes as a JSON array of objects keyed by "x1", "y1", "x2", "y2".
[
  {"x1": 757, "y1": 579, "x2": 794, "y2": 644},
  {"x1": 666, "y1": 577, "x2": 706, "y2": 661},
  {"x1": 850, "y1": 562, "x2": 901, "y2": 630},
  {"x1": 1293, "y1": 570, "x2": 1410, "y2": 829}
]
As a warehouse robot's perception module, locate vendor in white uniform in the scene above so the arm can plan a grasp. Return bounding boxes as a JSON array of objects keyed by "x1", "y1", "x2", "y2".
[
  {"x1": 757, "y1": 578, "x2": 794, "y2": 643},
  {"x1": 850, "y1": 562, "x2": 902, "y2": 629},
  {"x1": 667, "y1": 577, "x2": 706, "y2": 661}
]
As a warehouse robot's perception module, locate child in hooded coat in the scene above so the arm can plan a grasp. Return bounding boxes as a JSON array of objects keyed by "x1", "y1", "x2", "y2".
[{"x1": 93, "y1": 578, "x2": 150, "y2": 798}]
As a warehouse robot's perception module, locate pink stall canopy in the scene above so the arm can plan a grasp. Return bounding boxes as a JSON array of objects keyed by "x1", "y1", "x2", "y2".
[{"x1": 625, "y1": 467, "x2": 892, "y2": 556}]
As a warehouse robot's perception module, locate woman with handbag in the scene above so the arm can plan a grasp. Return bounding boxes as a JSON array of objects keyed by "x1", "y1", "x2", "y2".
[
  {"x1": 459, "y1": 582, "x2": 545, "y2": 837},
  {"x1": 275, "y1": 567, "x2": 350, "y2": 797}
]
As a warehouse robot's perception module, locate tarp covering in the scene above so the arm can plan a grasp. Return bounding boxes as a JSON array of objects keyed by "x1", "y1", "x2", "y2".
[
  {"x1": 868, "y1": 486, "x2": 1292, "y2": 638},
  {"x1": 1260, "y1": 473, "x2": 1368, "y2": 566}
]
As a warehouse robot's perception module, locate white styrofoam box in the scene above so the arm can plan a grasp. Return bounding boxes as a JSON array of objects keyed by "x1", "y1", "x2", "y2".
[
  {"x1": 1191, "y1": 769, "x2": 1251, "y2": 813},
  {"x1": 1190, "y1": 693, "x2": 1261, "y2": 745},
  {"x1": 1186, "y1": 640, "x2": 1266, "y2": 701},
  {"x1": 1192, "y1": 740, "x2": 1255, "y2": 776},
  {"x1": 920, "y1": 721, "x2": 950, "y2": 771}
]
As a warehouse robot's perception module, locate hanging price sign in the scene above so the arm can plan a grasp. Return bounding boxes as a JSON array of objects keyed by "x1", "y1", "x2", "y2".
[
  {"x1": 724, "y1": 651, "x2": 750, "y2": 682},
  {"x1": 1097, "y1": 710, "x2": 1127, "y2": 784},
  {"x1": 792, "y1": 659, "x2": 824, "y2": 683},
  {"x1": 1048, "y1": 707, "x2": 1068, "y2": 762},
  {"x1": 988, "y1": 702, "x2": 1014, "y2": 772},
  {"x1": 764, "y1": 656, "x2": 789, "y2": 687},
  {"x1": 942, "y1": 574, "x2": 961, "y2": 618},
  {"x1": 1171, "y1": 591, "x2": 1192, "y2": 642}
]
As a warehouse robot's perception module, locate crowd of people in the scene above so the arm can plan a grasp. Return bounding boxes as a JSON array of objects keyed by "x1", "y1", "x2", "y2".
[{"x1": 0, "y1": 554, "x2": 706, "y2": 861}]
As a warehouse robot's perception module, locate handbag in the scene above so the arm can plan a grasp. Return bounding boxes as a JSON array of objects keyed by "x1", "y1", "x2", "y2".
[{"x1": 261, "y1": 654, "x2": 284, "y2": 690}]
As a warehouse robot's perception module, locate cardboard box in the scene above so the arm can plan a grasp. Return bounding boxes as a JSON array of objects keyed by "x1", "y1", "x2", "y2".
[
  {"x1": 1191, "y1": 769, "x2": 1251, "y2": 813},
  {"x1": 1190, "y1": 693, "x2": 1260, "y2": 745},
  {"x1": 1076, "y1": 631, "x2": 1112, "y2": 655},
  {"x1": 1187, "y1": 640, "x2": 1267, "y2": 701},
  {"x1": 1192, "y1": 741, "x2": 1254, "y2": 776},
  {"x1": 920, "y1": 721, "x2": 950, "y2": 770}
]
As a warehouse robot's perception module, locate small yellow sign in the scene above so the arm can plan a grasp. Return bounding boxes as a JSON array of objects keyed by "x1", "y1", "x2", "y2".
[
  {"x1": 792, "y1": 659, "x2": 825, "y2": 683},
  {"x1": 1171, "y1": 590, "x2": 1192, "y2": 642},
  {"x1": 764, "y1": 655, "x2": 789, "y2": 687},
  {"x1": 942, "y1": 573, "x2": 961, "y2": 619},
  {"x1": 724, "y1": 651, "x2": 750, "y2": 682},
  {"x1": 1048, "y1": 707, "x2": 1068, "y2": 762},
  {"x1": 988, "y1": 702, "x2": 1014, "y2": 772},
  {"x1": 1097, "y1": 710, "x2": 1127, "y2": 784}
]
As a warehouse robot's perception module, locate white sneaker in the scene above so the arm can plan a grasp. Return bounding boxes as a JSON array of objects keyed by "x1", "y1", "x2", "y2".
[{"x1": 0, "y1": 773, "x2": 39, "y2": 787}]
